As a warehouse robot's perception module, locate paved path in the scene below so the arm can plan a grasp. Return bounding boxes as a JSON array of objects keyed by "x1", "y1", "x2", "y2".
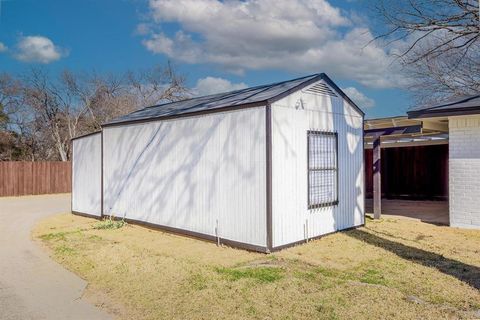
[
  {"x1": 365, "y1": 199, "x2": 449, "y2": 225},
  {"x1": 0, "y1": 194, "x2": 112, "y2": 320}
]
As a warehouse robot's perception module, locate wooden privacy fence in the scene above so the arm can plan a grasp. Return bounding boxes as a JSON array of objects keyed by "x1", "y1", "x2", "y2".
[{"x1": 0, "y1": 161, "x2": 71, "y2": 197}]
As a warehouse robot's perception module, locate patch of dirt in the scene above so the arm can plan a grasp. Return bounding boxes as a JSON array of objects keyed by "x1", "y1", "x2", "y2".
[{"x1": 83, "y1": 286, "x2": 127, "y2": 319}]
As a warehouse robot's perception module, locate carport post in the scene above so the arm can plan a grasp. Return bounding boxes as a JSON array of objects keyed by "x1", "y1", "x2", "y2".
[{"x1": 373, "y1": 137, "x2": 381, "y2": 219}]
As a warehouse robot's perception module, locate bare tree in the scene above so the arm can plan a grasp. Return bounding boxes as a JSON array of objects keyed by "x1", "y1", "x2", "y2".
[
  {"x1": 63, "y1": 62, "x2": 189, "y2": 135},
  {"x1": 22, "y1": 69, "x2": 73, "y2": 161},
  {"x1": 126, "y1": 62, "x2": 189, "y2": 107},
  {"x1": 407, "y1": 42, "x2": 480, "y2": 103},
  {"x1": 373, "y1": 0, "x2": 480, "y2": 102},
  {"x1": 0, "y1": 103, "x2": 17, "y2": 160},
  {"x1": 0, "y1": 63, "x2": 188, "y2": 161},
  {"x1": 0, "y1": 74, "x2": 27, "y2": 160},
  {"x1": 0, "y1": 74, "x2": 22, "y2": 118},
  {"x1": 61, "y1": 70, "x2": 128, "y2": 134}
]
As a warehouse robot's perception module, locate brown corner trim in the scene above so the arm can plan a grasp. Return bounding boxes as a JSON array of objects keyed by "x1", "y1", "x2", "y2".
[
  {"x1": 266, "y1": 73, "x2": 364, "y2": 118},
  {"x1": 362, "y1": 115, "x2": 366, "y2": 225},
  {"x1": 100, "y1": 130, "x2": 104, "y2": 218},
  {"x1": 270, "y1": 224, "x2": 363, "y2": 252},
  {"x1": 319, "y1": 74, "x2": 365, "y2": 117},
  {"x1": 72, "y1": 210, "x2": 102, "y2": 219},
  {"x1": 70, "y1": 130, "x2": 102, "y2": 141},
  {"x1": 102, "y1": 101, "x2": 267, "y2": 128},
  {"x1": 70, "y1": 142, "x2": 74, "y2": 214},
  {"x1": 108, "y1": 215, "x2": 270, "y2": 253},
  {"x1": 265, "y1": 103, "x2": 273, "y2": 252},
  {"x1": 266, "y1": 74, "x2": 323, "y2": 106},
  {"x1": 71, "y1": 212, "x2": 364, "y2": 253},
  {"x1": 102, "y1": 73, "x2": 364, "y2": 130}
]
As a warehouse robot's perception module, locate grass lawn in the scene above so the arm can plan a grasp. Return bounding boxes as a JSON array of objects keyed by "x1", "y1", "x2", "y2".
[{"x1": 33, "y1": 214, "x2": 480, "y2": 320}]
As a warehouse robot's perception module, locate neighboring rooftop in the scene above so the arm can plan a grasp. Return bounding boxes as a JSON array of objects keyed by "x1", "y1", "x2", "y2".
[
  {"x1": 364, "y1": 116, "x2": 421, "y2": 131},
  {"x1": 364, "y1": 116, "x2": 448, "y2": 148},
  {"x1": 408, "y1": 94, "x2": 480, "y2": 118},
  {"x1": 104, "y1": 73, "x2": 363, "y2": 127}
]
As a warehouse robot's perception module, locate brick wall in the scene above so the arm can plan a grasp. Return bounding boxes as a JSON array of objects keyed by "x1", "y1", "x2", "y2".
[{"x1": 449, "y1": 115, "x2": 480, "y2": 229}]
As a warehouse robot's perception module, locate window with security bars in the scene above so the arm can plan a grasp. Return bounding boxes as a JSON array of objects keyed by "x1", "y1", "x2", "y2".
[{"x1": 307, "y1": 131, "x2": 338, "y2": 208}]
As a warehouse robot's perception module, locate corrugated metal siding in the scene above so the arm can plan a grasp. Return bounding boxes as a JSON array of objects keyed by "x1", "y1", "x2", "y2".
[
  {"x1": 103, "y1": 107, "x2": 267, "y2": 247},
  {"x1": 271, "y1": 80, "x2": 364, "y2": 247},
  {"x1": 72, "y1": 132, "x2": 102, "y2": 216}
]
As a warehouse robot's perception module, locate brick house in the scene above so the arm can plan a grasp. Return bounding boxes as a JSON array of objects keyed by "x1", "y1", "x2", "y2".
[{"x1": 408, "y1": 95, "x2": 480, "y2": 229}]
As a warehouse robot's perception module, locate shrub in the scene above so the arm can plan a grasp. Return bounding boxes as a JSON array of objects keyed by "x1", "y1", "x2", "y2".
[{"x1": 93, "y1": 217, "x2": 126, "y2": 230}]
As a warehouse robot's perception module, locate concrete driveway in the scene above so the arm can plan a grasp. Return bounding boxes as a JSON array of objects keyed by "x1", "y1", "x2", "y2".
[
  {"x1": 0, "y1": 194, "x2": 112, "y2": 320},
  {"x1": 365, "y1": 199, "x2": 449, "y2": 225}
]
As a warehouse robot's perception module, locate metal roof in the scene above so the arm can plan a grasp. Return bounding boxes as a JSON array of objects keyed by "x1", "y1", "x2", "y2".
[
  {"x1": 364, "y1": 125, "x2": 423, "y2": 140},
  {"x1": 103, "y1": 73, "x2": 363, "y2": 127},
  {"x1": 364, "y1": 116, "x2": 421, "y2": 130},
  {"x1": 408, "y1": 94, "x2": 480, "y2": 118},
  {"x1": 364, "y1": 116, "x2": 449, "y2": 148}
]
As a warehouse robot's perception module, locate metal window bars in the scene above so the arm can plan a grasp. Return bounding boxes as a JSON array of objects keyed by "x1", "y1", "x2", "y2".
[{"x1": 307, "y1": 131, "x2": 339, "y2": 209}]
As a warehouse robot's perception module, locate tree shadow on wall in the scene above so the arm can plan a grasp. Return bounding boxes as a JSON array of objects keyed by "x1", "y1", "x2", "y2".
[{"x1": 104, "y1": 109, "x2": 265, "y2": 233}]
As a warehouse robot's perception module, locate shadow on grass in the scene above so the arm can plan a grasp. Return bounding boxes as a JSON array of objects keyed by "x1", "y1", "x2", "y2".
[{"x1": 346, "y1": 229, "x2": 480, "y2": 290}]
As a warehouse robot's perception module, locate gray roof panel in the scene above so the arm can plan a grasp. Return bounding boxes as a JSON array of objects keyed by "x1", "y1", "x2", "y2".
[
  {"x1": 408, "y1": 94, "x2": 480, "y2": 118},
  {"x1": 104, "y1": 73, "x2": 363, "y2": 126}
]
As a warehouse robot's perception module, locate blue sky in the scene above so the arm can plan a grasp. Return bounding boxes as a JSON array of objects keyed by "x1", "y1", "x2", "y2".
[{"x1": 0, "y1": 0, "x2": 412, "y2": 118}]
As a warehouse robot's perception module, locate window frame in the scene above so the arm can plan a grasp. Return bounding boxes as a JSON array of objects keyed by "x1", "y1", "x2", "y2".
[{"x1": 307, "y1": 130, "x2": 339, "y2": 209}]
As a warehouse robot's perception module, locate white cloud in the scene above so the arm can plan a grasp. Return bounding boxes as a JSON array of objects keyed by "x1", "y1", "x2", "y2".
[
  {"x1": 15, "y1": 36, "x2": 66, "y2": 63},
  {"x1": 342, "y1": 86, "x2": 375, "y2": 108},
  {"x1": 141, "y1": 0, "x2": 407, "y2": 88},
  {"x1": 193, "y1": 77, "x2": 248, "y2": 96},
  {"x1": 0, "y1": 42, "x2": 7, "y2": 52},
  {"x1": 135, "y1": 23, "x2": 151, "y2": 35}
]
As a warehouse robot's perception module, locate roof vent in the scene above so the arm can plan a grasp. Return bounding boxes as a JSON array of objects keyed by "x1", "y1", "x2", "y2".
[{"x1": 304, "y1": 83, "x2": 337, "y2": 97}]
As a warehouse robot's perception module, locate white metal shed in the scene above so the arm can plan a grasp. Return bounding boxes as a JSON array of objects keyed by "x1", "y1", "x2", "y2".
[{"x1": 72, "y1": 73, "x2": 365, "y2": 252}]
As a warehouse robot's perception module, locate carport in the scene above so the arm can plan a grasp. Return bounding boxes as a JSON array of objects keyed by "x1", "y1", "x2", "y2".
[
  {"x1": 408, "y1": 95, "x2": 480, "y2": 229},
  {"x1": 364, "y1": 116, "x2": 449, "y2": 225}
]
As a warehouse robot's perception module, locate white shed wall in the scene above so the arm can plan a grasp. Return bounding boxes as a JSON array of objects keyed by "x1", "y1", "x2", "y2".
[
  {"x1": 72, "y1": 133, "x2": 102, "y2": 217},
  {"x1": 271, "y1": 81, "x2": 364, "y2": 248},
  {"x1": 103, "y1": 107, "x2": 267, "y2": 247},
  {"x1": 449, "y1": 115, "x2": 480, "y2": 229}
]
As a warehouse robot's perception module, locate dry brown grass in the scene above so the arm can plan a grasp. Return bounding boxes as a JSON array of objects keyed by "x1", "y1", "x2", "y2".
[{"x1": 33, "y1": 214, "x2": 480, "y2": 320}]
